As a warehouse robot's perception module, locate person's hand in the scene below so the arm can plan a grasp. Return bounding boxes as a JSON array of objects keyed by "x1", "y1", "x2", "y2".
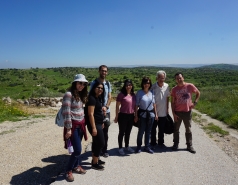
[
  {"x1": 155, "y1": 116, "x2": 159, "y2": 121},
  {"x1": 134, "y1": 116, "x2": 138, "y2": 123},
  {"x1": 102, "y1": 123, "x2": 105, "y2": 129},
  {"x1": 92, "y1": 128, "x2": 97, "y2": 136},
  {"x1": 102, "y1": 107, "x2": 107, "y2": 115},
  {"x1": 173, "y1": 114, "x2": 179, "y2": 122},
  {"x1": 114, "y1": 117, "x2": 118, "y2": 123},
  {"x1": 65, "y1": 129, "x2": 72, "y2": 139}
]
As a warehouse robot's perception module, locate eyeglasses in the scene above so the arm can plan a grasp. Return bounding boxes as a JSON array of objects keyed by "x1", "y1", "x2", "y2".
[
  {"x1": 79, "y1": 82, "x2": 87, "y2": 86},
  {"x1": 96, "y1": 87, "x2": 103, "y2": 90}
]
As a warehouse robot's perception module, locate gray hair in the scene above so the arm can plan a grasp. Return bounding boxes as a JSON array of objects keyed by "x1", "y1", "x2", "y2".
[{"x1": 156, "y1": 70, "x2": 166, "y2": 79}]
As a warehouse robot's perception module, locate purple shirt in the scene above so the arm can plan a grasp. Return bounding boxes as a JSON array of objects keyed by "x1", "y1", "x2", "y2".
[{"x1": 116, "y1": 92, "x2": 136, "y2": 114}]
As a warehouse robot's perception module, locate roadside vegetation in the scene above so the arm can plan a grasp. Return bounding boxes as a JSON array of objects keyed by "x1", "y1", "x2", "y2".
[
  {"x1": 0, "y1": 64, "x2": 238, "y2": 128},
  {"x1": 203, "y1": 123, "x2": 229, "y2": 137},
  {"x1": 0, "y1": 100, "x2": 29, "y2": 122}
]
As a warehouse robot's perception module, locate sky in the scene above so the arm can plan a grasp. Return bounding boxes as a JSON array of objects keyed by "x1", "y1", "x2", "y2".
[{"x1": 1, "y1": 0, "x2": 238, "y2": 69}]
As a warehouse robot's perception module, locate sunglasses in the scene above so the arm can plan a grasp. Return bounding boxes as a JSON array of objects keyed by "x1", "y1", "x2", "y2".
[
  {"x1": 79, "y1": 82, "x2": 87, "y2": 86},
  {"x1": 96, "y1": 87, "x2": 103, "y2": 90},
  {"x1": 143, "y1": 82, "x2": 150, "y2": 85}
]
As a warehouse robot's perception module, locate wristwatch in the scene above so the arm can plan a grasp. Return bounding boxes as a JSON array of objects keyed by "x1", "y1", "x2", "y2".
[
  {"x1": 105, "y1": 106, "x2": 109, "y2": 109},
  {"x1": 193, "y1": 101, "x2": 197, "y2": 105}
]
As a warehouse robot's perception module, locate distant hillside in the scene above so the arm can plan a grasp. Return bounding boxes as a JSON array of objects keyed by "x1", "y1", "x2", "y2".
[{"x1": 199, "y1": 63, "x2": 238, "y2": 70}]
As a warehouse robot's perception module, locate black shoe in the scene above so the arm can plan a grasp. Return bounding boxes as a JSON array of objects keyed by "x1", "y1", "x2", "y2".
[
  {"x1": 172, "y1": 143, "x2": 178, "y2": 151},
  {"x1": 187, "y1": 146, "x2": 196, "y2": 154},
  {"x1": 98, "y1": 159, "x2": 105, "y2": 165},
  {"x1": 158, "y1": 143, "x2": 166, "y2": 148},
  {"x1": 91, "y1": 159, "x2": 105, "y2": 165},
  {"x1": 92, "y1": 163, "x2": 104, "y2": 171}
]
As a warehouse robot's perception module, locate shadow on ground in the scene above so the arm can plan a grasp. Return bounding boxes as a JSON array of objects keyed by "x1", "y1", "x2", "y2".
[{"x1": 10, "y1": 154, "x2": 69, "y2": 185}]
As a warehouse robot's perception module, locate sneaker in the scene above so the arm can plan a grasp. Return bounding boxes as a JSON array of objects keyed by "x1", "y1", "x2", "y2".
[
  {"x1": 98, "y1": 159, "x2": 106, "y2": 165},
  {"x1": 73, "y1": 165, "x2": 87, "y2": 174},
  {"x1": 125, "y1": 147, "x2": 135, "y2": 153},
  {"x1": 92, "y1": 163, "x2": 104, "y2": 171},
  {"x1": 118, "y1": 148, "x2": 125, "y2": 155},
  {"x1": 135, "y1": 147, "x2": 141, "y2": 153},
  {"x1": 150, "y1": 145, "x2": 156, "y2": 150},
  {"x1": 102, "y1": 152, "x2": 109, "y2": 157},
  {"x1": 91, "y1": 159, "x2": 105, "y2": 165},
  {"x1": 187, "y1": 146, "x2": 196, "y2": 154},
  {"x1": 172, "y1": 143, "x2": 178, "y2": 151},
  {"x1": 145, "y1": 147, "x2": 154, "y2": 154},
  {"x1": 65, "y1": 171, "x2": 74, "y2": 182}
]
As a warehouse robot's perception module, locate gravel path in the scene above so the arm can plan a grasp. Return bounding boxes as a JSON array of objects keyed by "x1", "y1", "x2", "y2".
[
  {"x1": 52, "y1": 102, "x2": 238, "y2": 185},
  {"x1": 0, "y1": 115, "x2": 91, "y2": 185},
  {"x1": 1, "y1": 102, "x2": 238, "y2": 185}
]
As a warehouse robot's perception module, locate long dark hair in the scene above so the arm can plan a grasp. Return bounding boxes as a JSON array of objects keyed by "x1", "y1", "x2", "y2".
[
  {"x1": 68, "y1": 82, "x2": 88, "y2": 104},
  {"x1": 121, "y1": 79, "x2": 135, "y2": 96},
  {"x1": 89, "y1": 80, "x2": 105, "y2": 105},
  {"x1": 141, "y1": 76, "x2": 152, "y2": 90}
]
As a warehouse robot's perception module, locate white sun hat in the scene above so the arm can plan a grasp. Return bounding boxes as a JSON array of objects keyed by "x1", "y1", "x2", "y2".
[{"x1": 72, "y1": 74, "x2": 88, "y2": 83}]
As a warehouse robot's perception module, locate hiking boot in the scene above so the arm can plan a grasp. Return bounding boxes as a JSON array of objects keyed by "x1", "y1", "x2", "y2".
[
  {"x1": 65, "y1": 171, "x2": 74, "y2": 182},
  {"x1": 118, "y1": 148, "x2": 125, "y2": 155},
  {"x1": 92, "y1": 163, "x2": 104, "y2": 171},
  {"x1": 73, "y1": 165, "x2": 87, "y2": 174},
  {"x1": 187, "y1": 146, "x2": 196, "y2": 154},
  {"x1": 172, "y1": 143, "x2": 178, "y2": 151},
  {"x1": 125, "y1": 147, "x2": 134, "y2": 153}
]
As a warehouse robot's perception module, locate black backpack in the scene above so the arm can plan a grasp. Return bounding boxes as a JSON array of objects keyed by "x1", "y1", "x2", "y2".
[{"x1": 164, "y1": 114, "x2": 174, "y2": 134}]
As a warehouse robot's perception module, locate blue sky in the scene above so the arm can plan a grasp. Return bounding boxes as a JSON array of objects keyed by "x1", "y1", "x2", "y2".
[{"x1": 1, "y1": 0, "x2": 238, "y2": 69}]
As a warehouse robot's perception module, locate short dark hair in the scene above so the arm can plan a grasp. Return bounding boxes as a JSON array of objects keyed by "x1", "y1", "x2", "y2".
[
  {"x1": 99, "y1": 65, "x2": 108, "y2": 71},
  {"x1": 141, "y1": 76, "x2": 152, "y2": 90},
  {"x1": 174, "y1": 72, "x2": 183, "y2": 78},
  {"x1": 121, "y1": 79, "x2": 135, "y2": 96}
]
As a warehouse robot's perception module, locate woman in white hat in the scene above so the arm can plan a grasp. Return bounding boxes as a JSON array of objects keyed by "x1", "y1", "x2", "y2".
[{"x1": 62, "y1": 74, "x2": 88, "y2": 182}]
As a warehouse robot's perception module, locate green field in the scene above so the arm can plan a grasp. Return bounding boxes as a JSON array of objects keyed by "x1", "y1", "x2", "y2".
[{"x1": 1, "y1": 64, "x2": 238, "y2": 128}]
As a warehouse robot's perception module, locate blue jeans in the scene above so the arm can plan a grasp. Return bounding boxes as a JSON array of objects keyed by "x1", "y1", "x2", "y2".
[
  {"x1": 66, "y1": 128, "x2": 83, "y2": 172},
  {"x1": 137, "y1": 117, "x2": 154, "y2": 149}
]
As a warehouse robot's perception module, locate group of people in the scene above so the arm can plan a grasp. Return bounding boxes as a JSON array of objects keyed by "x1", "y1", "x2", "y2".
[{"x1": 61, "y1": 65, "x2": 200, "y2": 182}]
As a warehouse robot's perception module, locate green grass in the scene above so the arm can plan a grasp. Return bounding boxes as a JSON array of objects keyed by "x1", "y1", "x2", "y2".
[
  {"x1": 0, "y1": 130, "x2": 15, "y2": 135},
  {"x1": 1, "y1": 66, "x2": 238, "y2": 130},
  {"x1": 0, "y1": 100, "x2": 29, "y2": 123},
  {"x1": 203, "y1": 123, "x2": 229, "y2": 136},
  {"x1": 196, "y1": 85, "x2": 238, "y2": 129}
]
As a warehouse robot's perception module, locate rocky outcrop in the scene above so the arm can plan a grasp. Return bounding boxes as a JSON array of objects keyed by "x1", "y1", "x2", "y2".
[{"x1": 2, "y1": 97, "x2": 62, "y2": 107}]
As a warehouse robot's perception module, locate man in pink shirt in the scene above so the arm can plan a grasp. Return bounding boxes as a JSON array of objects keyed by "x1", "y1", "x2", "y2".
[{"x1": 171, "y1": 72, "x2": 200, "y2": 154}]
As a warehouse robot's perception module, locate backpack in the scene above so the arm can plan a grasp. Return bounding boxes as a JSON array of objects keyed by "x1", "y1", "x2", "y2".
[
  {"x1": 164, "y1": 114, "x2": 174, "y2": 134},
  {"x1": 55, "y1": 107, "x2": 64, "y2": 127}
]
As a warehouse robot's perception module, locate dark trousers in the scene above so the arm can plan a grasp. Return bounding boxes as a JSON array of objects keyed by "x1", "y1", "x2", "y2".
[
  {"x1": 118, "y1": 113, "x2": 134, "y2": 148},
  {"x1": 87, "y1": 124, "x2": 105, "y2": 157},
  {"x1": 102, "y1": 112, "x2": 110, "y2": 153},
  {"x1": 151, "y1": 116, "x2": 167, "y2": 145},
  {"x1": 66, "y1": 128, "x2": 83, "y2": 172}
]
